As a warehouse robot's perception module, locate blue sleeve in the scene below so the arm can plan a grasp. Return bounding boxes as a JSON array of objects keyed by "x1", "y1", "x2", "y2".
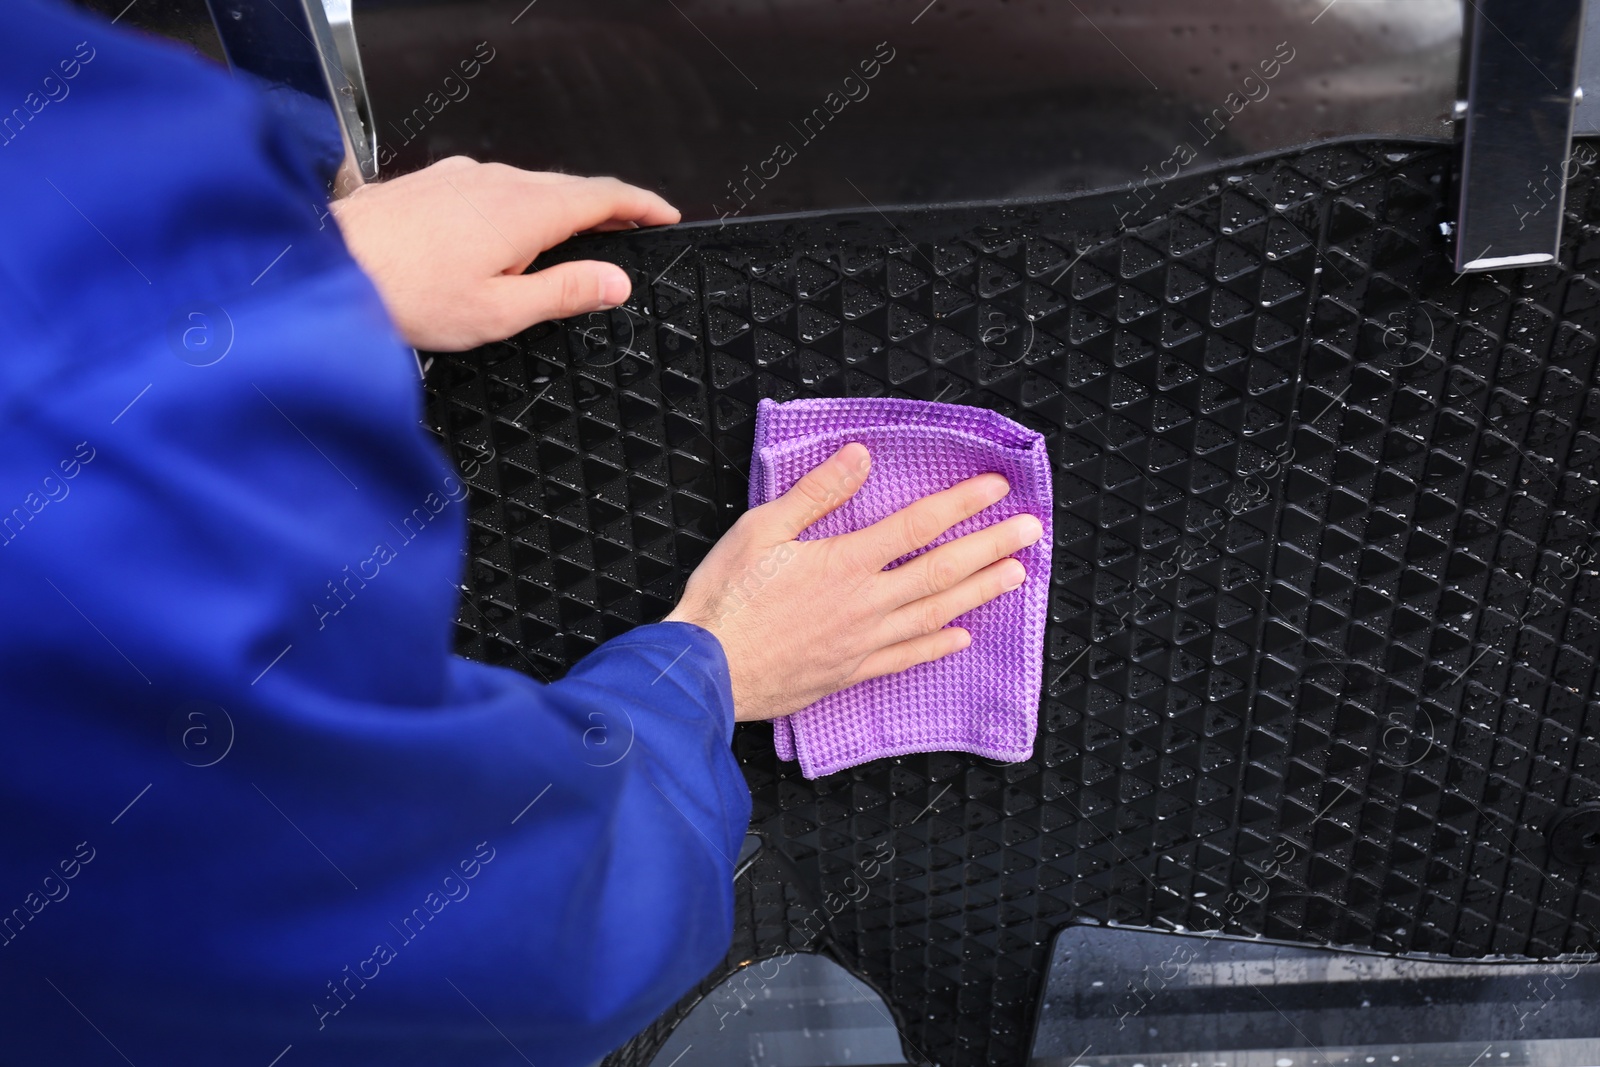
[{"x1": 0, "y1": 4, "x2": 751, "y2": 1065}]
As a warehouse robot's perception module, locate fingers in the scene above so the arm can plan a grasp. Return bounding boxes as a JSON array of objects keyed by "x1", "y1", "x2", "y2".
[
  {"x1": 851, "y1": 626, "x2": 972, "y2": 685},
  {"x1": 881, "y1": 557, "x2": 1025, "y2": 644},
  {"x1": 879, "y1": 512, "x2": 1043, "y2": 607},
  {"x1": 758, "y1": 443, "x2": 872, "y2": 541},
  {"x1": 583, "y1": 220, "x2": 643, "y2": 234},
  {"x1": 464, "y1": 165, "x2": 571, "y2": 184},
  {"x1": 429, "y1": 159, "x2": 589, "y2": 187},
  {"x1": 550, "y1": 175, "x2": 682, "y2": 230},
  {"x1": 848, "y1": 472, "x2": 1010, "y2": 569},
  {"x1": 479, "y1": 170, "x2": 680, "y2": 242},
  {"x1": 481, "y1": 260, "x2": 632, "y2": 334},
  {"x1": 430, "y1": 164, "x2": 679, "y2": 276}
]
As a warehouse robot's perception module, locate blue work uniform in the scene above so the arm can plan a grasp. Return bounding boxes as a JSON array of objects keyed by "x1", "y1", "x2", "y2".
[{"x1": 0, "y1": 3, "x2": 750, "y2": 1064}]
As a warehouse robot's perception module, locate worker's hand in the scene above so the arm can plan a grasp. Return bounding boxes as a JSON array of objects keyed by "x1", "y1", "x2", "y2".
[
  {"x1": 666, "y1": 444, "x2": 1045, "y2": 723},
  {"x1": 331, "y1": 156, "x2": 679, "y2": 351}
]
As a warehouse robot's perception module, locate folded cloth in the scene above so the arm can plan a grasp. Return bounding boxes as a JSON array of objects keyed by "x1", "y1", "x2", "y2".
[{"x1": 749, "y1": 396, "x2": 1053, "y2": 779}]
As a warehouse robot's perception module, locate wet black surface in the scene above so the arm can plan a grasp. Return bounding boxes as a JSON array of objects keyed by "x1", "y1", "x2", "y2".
[
  {"x1": 426, "y1": 137, "x2": 1600, "y2": 1064},
  {"x1": 353, "y1": 0, "x2": 1459, "y2": 219}
]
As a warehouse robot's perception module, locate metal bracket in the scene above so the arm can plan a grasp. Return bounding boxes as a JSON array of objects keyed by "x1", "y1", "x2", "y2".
[
  {"x1": 1452, "y1": 0, "x2": 1585, "y2": 273},
  {"x1": 203, "y1": 0, "x2": 378, "y2": 196},
  {"x1": 1575, "y1": 0, "x2": 1600, "y2": 135},
  {"x1": 319, "y1": 0, "x2": 376, "y2": 182}
]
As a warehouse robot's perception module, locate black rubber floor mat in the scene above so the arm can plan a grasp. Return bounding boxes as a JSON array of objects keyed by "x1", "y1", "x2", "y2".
[{"x1": 422, "y1": 137, "x2": 1600, "y2": 1067}]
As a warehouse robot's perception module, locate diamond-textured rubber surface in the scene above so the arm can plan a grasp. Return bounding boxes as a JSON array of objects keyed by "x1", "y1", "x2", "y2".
[{"x1": 423, "y1": 138, "x2": 1600, "y2": 1067}]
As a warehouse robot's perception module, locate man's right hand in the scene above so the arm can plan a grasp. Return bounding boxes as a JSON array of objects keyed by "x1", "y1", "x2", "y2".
[{"x1": 665, "y1": 443, "x2": 1044, "y2": 722}]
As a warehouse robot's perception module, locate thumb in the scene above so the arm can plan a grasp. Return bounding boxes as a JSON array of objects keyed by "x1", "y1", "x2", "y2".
[
  {"x1": 759, "y1": 443, "x2": 872, "y2": 541},
  {"x1": 486, "y1": 260, "x2": 632, "y2": 331}
]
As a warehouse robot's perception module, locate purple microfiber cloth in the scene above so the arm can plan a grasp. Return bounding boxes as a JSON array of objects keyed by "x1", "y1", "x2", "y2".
[{"x1": 749, "y1": 396, "x2": 1053, "y2": 779}]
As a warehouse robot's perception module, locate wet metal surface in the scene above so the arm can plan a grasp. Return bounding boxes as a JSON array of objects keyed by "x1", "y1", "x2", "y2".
[
  {"x1": 1031, "y1": 925, "x2": 1600, "y2": 1060},
  {"x1": 645, "y1": 953, "x2": 908, "y2": 1067},
  {"x1": 1452, "y1": 0, "x2": 1584, "y2": 271}
]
